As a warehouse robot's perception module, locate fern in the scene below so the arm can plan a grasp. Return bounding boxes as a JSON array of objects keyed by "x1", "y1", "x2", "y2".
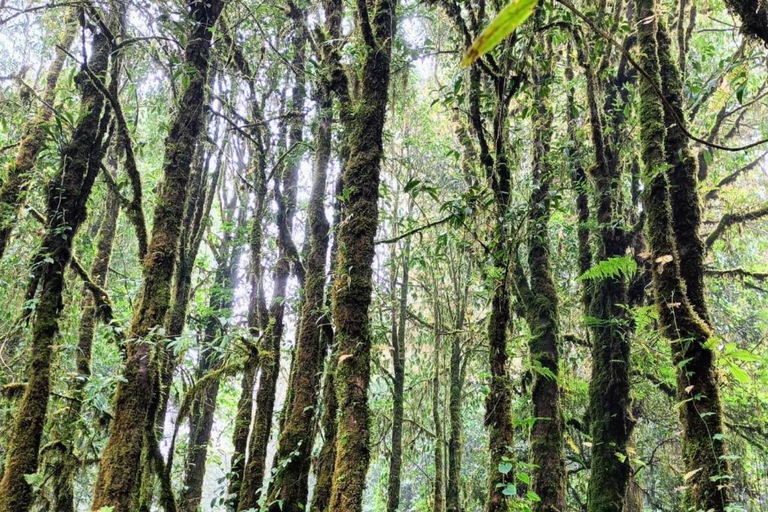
[{"x1": 577, "y1": 254, "x2": 637, "y2": 282}]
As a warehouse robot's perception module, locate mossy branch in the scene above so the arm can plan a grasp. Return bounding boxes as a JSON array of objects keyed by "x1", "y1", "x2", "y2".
[{"x1": 705, "y1": 203, "x2": 768, "y2": 248}]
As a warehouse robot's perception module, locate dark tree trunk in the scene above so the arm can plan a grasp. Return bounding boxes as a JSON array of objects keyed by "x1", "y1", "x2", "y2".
[
  {"x1": 0, "y1": 14, "x2": 77, "y2": 260},
  {"x1": 526, "y1": 43, "x2": 565, "y2": 512},
  {"x1": 635, "y1": 2, "x2": 729, "y2": 511},
  {"x1": 265, "y1": 58, "x2": 332, "y2": 512},
  {"x1": 325, "y1": 0, "x2": 397, "y2": 511},
  {"x1": 432, "y1": 293, "x2": 445, "y2": 512},
  {"x1": 237, "y1": 36, "x2": 306, "y2": 507},
  {"x1": 90, "y1": 2, "x2": 225, "y2": 510},
  {"x1": 44, "y1": 158, "x2": 121, "y2": 512},
  {"x1": 386, "y1": 241, "x2": 409, "y2": 512},
  {"x1": 0, "y1": 20, "x2": 113, "y2": 512}
]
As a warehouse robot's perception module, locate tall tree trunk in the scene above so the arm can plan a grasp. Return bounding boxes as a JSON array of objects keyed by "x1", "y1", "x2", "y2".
[
  {"x1": 571, "y1": 20, "x2": 636, "y2": 512},
  {"x1": 237, "y1": 36, "x2": 306, "y2": 507},
  {"x1": 44, "y1": 158, "x2": 121, "y2": 512},
  {"x1": 327, "y1": 1, "x2": 397, "y2": 510},
  {"x1": 265, "y1": 66, "x2": 332, "y2": 512},
  {"x1": 90, "y1": 2, "x2": 225, "y2": 510},
  {"x1": 432, "y1": 293, "x2": 445, "y2": 512},
  {"x1": 0, "y1": 19, "x2": 113, "y2": 512},
  {"x1": 181, "y1": 194, "x2": 243, "y2": 512},
  {"x1": 526, "y1": 42, "x2": 566, "y2": 512},
  {"x1": 0, "y1": 13, "x2": 77, "y2": 260},
  {"x1": 386, "y1": 240, "x2": 409, "y2": 512},
  {"x1": 226, "y1": 65, "x2": 271, "y2": 512},
  {"x1": 446, "y1": 280, "x2": 467, "y2": 512},
  {"x1": 635, "y1": 2, "x2": 729, "y2": 511}
]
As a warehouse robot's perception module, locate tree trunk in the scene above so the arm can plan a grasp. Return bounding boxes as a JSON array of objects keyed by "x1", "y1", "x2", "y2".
[
  {"x1": 635, "y1": 2, "x2": 729, "y2": 510},
  {"x1": 386, "y1": 240, "x2": 409, "y2": 512},
  {"x1": 327, "y1": 1, "x2": 397, "y2": 510},
  {"x1": 265, "y1": 64, "x2": 332, "y2": 512},
  {"x1": 0, "y1": 20, "x2": 113, "y2": 512},
  {"x1": 43, "y1": 157, "x2": 120, "y2": 512},
  {"x1": 432, "y1": 294, "x2": 445, "y2": 512},
  {"x1": 0, "y1": 13, "x2": 77, "y2": 260},
  {"x1": 90, "y1": 2, "x2": 224, "y2": 510},
  {"x1": 527, "y1": 43, "x2": 566, "y2": 512}
]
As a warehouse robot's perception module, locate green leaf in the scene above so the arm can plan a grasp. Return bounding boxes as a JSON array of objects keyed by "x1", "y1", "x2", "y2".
[
  {"x1": 461, "y1": 0, "x2": 539, "y2": 67},
  {"x1": 498, "y1": 461, "x2": 513, "y2": 475},
  {"x1": 502, "y1": 483, "x2": 517, "y2": 496},
  {"x1": 517, "y1": 472, "x2": 531, "y2": 484},
  {"x1": 577, "y1": 254, "x2": 637, "y2": 282},
  {"x1": 729, "y1": 349, "x2": 761, "y2": 362},
  {"x1": 728, "y1": 362, "x2": 750, "y2": 384},
  {"x1": 526, "y1": 490, "x2": 542, "y2": 502}
]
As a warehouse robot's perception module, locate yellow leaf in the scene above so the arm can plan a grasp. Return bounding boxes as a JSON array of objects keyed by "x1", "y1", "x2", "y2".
[
  {"x1": 683, "y1": 468, "x2": 702, "y2": 482},
  {"x1": 460, "y1": 0, "x2": 539, "y2": 67}
]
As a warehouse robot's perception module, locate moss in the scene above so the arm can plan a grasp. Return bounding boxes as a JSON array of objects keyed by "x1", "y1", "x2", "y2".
[
  {"x1": 635, "y1": 2, "x2": 729, "y2": 511},
  {"x1": 0, "y1": 24, "x2": 111, "y2": 512},
  {"x1": 90, "y1": 3, "x2": 225, "y2": 510}
]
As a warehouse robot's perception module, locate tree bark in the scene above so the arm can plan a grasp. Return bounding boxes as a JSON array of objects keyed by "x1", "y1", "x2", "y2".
[
  {"x1": 327, "y1": 1, "x2": 397, "y2": 510},
  {"x1": 90, "y1": 2, "x2": 225, "y2": 510},
  {"x1": 635, "y1": 2, "x2": 729, "y2": 511},
  {"x1": 0, "y1": 18, "x2": 113, "y2": 512}
]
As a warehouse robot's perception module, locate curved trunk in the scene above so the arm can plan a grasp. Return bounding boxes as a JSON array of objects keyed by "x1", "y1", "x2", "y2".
[
  {"x1": 0, "y1": 24, "x2": 112, "y2": 512},
  {"x1": 0, "y1": 14, "x2": 77, "y2": 260},
  {"x1": 265, "y1": 84, "x2": 332, "y2": 512}
]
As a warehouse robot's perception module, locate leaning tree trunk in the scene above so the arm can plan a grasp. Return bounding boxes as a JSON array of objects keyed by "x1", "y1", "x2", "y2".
[
  {"x1": 43, "y1": 157, "x2": 120, "y2": 512},
  {"x1": 0, "y1": 22, "x2": 113, "y2": 512},
  {"x1": 0, "y1": 13, "x2": 77, "y2": 260},
  {"x1": 635, "y1": 2, "x2": 729, "y2": 511},
  {"x1": 90, "y1": 2, "x2": 225, "y2": 510},
  {"x1": 326, "y1": 1, "x2": 397, "y2": 511}
]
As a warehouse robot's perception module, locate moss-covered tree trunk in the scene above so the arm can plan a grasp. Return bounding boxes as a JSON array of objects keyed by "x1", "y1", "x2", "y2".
[
  {"x1": 43, "y1": 158, "x2": 120, "y2": 512},
  {"x1": 446, "y1": 280, "x2": 468, "y2": 512},
  {"x1": 0, "y1": 20, "x2": 113, "y2": 512},
  {"x1": 386, "y1": 240, "x2": 409, "y2": 512},
  {"x1": 570, "y1": 17, "x2": 636, "y2": 512},
  {"x1": 526, "y1": 46, "x2": 566, "y2": 512},
  {"x1": 635, "y1": 2, "x2": 729, "y2": 510},
  {"x1": 327, "y1": 0, "x2": 397, "y2": 510},
  {"x1": 237, "y1": 40, "x2": 306, "y2": 508},
  {"x1": 226, "y1": 60, "x2": 271, "y2": 512},
  {"x1": 0, "y1": 14, "x2": 77, "y2": 260},
  {"x1": 181, "y1": 192, "x2": 242, "y2": 512},
  {"x1": 432, "y1": 292, "x2": 445, "y2": 512},
  {"x1": 90, "y1": 2, "x2": 225, "y2": 510},
  {"x1": 265, "y1": 61, "x2": 333, "y2": 512}
]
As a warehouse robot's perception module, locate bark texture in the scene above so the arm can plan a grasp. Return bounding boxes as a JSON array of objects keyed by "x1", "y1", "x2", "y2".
[
  {"x1": 90, "y1": 2, "x2": 224, "y2": 510},
  {"x1": 635, "y1": 2, "x2": 729, "y2": 511},
  {"x1": 0, "y1": 21, "x2": 112, "y2": 512},
  {"x1": 327, "y1": 0, "x2": 397, "y2": 510}
]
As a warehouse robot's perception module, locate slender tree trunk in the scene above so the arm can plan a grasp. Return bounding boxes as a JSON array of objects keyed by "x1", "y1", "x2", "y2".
[
  {"x1": 527, "y1": 43, "x2": 565, "y2": 512},
  {"x1": 0, "y1": 21, "x2": 113, "y2": 512},
  {"x1": 0, "y1": 13, "x2": 77, "y2": 260},
  {"x1": 635, "y1": 2, "x2": 729, "y2": 511},
  {"x1": 90, "y1": 2, "x2": 225, "y2": 510},
  {"x1": 181, "y1": 200, "x2": 243, "y2": 512},
  {"x1": 386, "y1": 240, "x2": 409, "y2": 512},
  {"x1": 237, "y1": 42, "x2": 306, "y2": 508},
  {"x1": 44, "y1": 159, "x2": 120, "y2": 512},
  {"x1": 327, "y1": 1, "x2": 397, "y2": 510},
  {"x1": 432, "y1": 295, "x2": 445, "y2": 512},
  {"x1": 446, "y1": 283, "x2": 467, "y2": 512},
  {"x1": 265, "y1": 71, "x2": 332, "y2": 512}
]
